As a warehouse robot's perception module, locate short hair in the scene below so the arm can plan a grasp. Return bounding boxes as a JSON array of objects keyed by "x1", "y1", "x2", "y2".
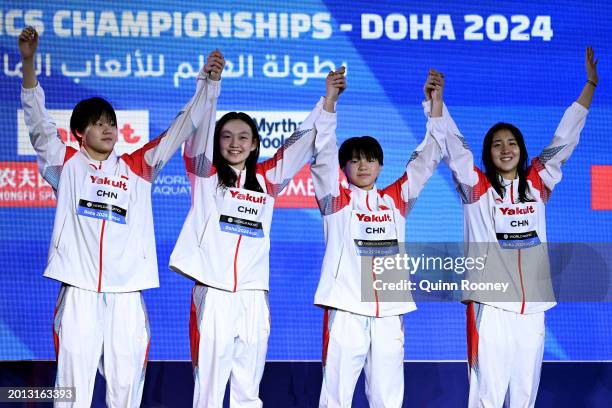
[
  {"x1": 70, "y1": 97, "x2": 117, "y2": 145},
  {"x1": 338, "y1": 136, "x2": 384, "y2": 168}
]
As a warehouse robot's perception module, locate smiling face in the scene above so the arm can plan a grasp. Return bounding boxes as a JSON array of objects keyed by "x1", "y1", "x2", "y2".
[
  {"x1": 218, "y1": 119, "x2": 258, "y2": 169},
  {"x1": 81, "y1": 115, "x2": 118, "y2": 161},
  {"x1": 343, "y1": 154, "x2": 382, "y2": 190},
  {"x1": 490, "y1": 129, "x2": 520, "y2": 179}
]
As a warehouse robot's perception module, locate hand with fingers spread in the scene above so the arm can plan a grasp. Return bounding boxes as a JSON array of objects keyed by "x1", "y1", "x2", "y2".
[
  {"x1": 578, "y1": 46, "x2": 599, "y2": 109},
  {"x1": 18, "y1": 26, "x2": 38, "y2": 89},
  {"x1": 325, "y1": 66, "x2": 346, "y2": 112},
  {"x1": 586, "y1": 46, "x2": 598, "y2": 87},
  {"x1": 205, "y1": 49, "x2": 225, "y2": 81}
]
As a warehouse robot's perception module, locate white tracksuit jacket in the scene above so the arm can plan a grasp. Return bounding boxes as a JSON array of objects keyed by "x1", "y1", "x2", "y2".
[
  {"x1": 169, "y1": 98, "x2": 329, "y2": 291},
  {"x1": 311, "y1": 111, "x2": 448, "y2": 317},
  {"x1": 21, "y1": 73, "x2": 215, "y2": 292},
  {"x1": 425, "y1": 101, "x2": 589, "y2": 314}
]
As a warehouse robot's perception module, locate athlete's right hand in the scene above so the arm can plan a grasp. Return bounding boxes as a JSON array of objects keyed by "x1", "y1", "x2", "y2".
[
  {"x1": 424, "y1": 68, "x2": 444, "y2": 101},
  {"x1": 326, "y1": 66, "x2": 347, "y2": 102},
  {"x1": 18, "y1": 26, "x2": 38, "y2": 59},
  {"x1": 585, "y1": 46, "x2": 598, "y2": 86},
  {"x1": 205, "y1": 49, "x2": 225, "y2": 81}
]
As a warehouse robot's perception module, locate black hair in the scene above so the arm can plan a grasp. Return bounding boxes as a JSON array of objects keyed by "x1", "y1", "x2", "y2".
[
  {"x1": 482, "y1": 122, "x2": 532, "y2": 202},
  {"x1": 213, "y1": 112, "x2": 263, "y2": 192},
  {"x1": 69, "y1": 97, "x2": 117, "y2": 146},
  {"x1": 338, "y1": 136, "x2": 384, "y2": 168}
]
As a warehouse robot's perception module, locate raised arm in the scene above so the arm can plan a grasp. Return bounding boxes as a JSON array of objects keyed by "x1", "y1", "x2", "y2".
[
  {"x1": 19, "y1": 26, "x2": 37, "y2": 89},
  {"x1": 312, "y1": 68, "x2": 348, "y2": 215},
  {"x1": 423, "y1": 70, "x2": 486, "y2": 204},
  {"x1": 182, "y1": 50, "x2": 224, "y2": 179},
  {"x1": 123, "y1": 50, "x2": 225, "y2": 182},
  {"x1": 528, "y1": 47, "x2": 597, "y2": 198},
  {"x1": 577, "y1": 46, "x2": 598, "y2": 109},
  {"x1": 257, "y1": 68, "x2": 345, "y2": 198},
  {"x1": 381, "y1": 70, "x2": 447, "y2": 216},
  {"x1": 19, "y1": 27, "x2": 74, "y2": 191}
]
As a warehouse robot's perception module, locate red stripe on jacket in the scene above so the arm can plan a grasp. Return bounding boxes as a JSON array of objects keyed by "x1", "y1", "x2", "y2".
[{"x1": 121, "y1": 137, "x2": 163, "y2": 182}]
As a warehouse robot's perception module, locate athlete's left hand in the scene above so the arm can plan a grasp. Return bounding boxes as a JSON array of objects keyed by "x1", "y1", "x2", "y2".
[
  {"x1": 205, "y1": 49, "x2": 225, "y2": 81},
  {"x1": 586, "y1": 46, "x2": 598, "y2": 86}
]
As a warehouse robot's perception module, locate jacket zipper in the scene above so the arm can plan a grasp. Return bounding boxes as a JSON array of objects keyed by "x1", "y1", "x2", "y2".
[
  {"x1": 233, "y1": 236, "x2": 242, "y2": 292},
  {"x1": 510, "y1": 180, "x2": 526, "y2": 313},
  {"x1": 96, "y1": 161, "x2": 105, "y2": 292},
  {"x1": 98, "y1": 220, "x2": 106, "y2": 292},
  {"x1": 233, "y1": 171, "x2": 243, "y2": 292},
  {"x1": 366, "y1": 193, "x2": 380, "y2": 317}
]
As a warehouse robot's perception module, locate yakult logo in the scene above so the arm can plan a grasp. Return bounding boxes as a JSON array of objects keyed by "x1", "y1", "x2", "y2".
[
  {"x1": 230, "y1": 190, "x2": 266, "y2": 204},
  {"x1": 499, "y1": 206, "x2": 535, "y2": 216},
  {"x1": 356, "y1": 213, "x2": 392, "y2": 222},
  {"x1": 89, "y1": 176, "x2": 128, "y2": 191},
  {"x1": 17, "y1": 110, "x2": 149, "y2": 156}
]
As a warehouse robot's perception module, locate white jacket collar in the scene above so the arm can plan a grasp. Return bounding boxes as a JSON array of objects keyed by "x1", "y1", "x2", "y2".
[
  {"x1": 229, "y1": 164, "x2": 246, "y2": 187},
  {"x1": 349, "y1": 183, "x2": 379, "y2": 210},
  {"x1": 80, "y1": 148, "x2": 119, "y2": 171}
]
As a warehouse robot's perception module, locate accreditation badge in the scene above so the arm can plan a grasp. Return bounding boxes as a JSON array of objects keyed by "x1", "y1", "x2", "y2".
[
  {"x1": 219, "y1": 188, "x2": 268, "y2": 238},
  {"x1": 494, "y1": 202, "x2": 541, "y2": 249},
  {"x1": 77, "y1": 173, "x2": 130, "y2": 224},
  {"x1": 351, "y1": 210, "x2": 399, "y2": 256}
]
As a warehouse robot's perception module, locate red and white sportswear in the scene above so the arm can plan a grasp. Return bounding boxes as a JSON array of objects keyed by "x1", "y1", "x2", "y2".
[
  {"x1": 311, "y1": 110, "x2": 448, "y2": 317},
  {"x1": 21, "y1": 72, "x2": 217, "y2": 292},
  {"x1": 426, "y1": 101, "x2": 589, "y2": 314},
  {"x1": 169, "y1": 98, "x2": 331, "y2": 291}
]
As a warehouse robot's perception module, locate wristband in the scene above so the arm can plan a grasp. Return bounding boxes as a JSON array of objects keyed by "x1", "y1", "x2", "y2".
[{"x1": 586, "y1": 79, "x2": 597, "y2": 88}]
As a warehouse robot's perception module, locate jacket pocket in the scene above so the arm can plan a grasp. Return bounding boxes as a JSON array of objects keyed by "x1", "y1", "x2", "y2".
[
  {"x1": 332, "y1": 243, "x2": 348, "y2": 279},
  {"x1": 141, "y1": 239, "x2": 148, "y2": 259},
  {"x1": 53, "y1": 212, "x2": 69, "y2": 250},
  {"x1": 198, "y1": 216, "x2": 212, "y2": 248}
]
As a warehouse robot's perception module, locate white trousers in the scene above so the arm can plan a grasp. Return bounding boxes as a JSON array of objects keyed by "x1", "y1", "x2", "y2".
[
  {"x1": 467, "y1": 303, "x2": 545, "y2": 408},
  {"x1": 319, "y1": 309, "x2": 405, "y2": 408},
  {"x1": 190, "y1": 285, "x2": 270, "y2": 408},
  {"x1": 53, "y1": 285, "x2": 150, "y2": 408}
]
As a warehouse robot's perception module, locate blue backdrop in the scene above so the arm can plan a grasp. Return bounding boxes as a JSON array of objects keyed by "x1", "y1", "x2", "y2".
[{"x1": 0, "y1": 0, "x2": 611, "y2": 361}]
